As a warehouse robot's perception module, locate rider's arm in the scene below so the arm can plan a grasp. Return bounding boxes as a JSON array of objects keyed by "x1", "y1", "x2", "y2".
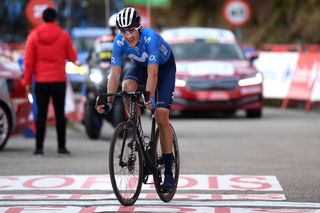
[
  {"x1": 146, "y1": 64, "x2": 158, "y2": 99},
  {"x1": 108, "y1": 34, "x2": 124, "y2": 103},
  {"x1": 145, "y1": 31, "x2": 160, "y2": 99},
  {"x1": 107, "y1": 65, "x2": 121, "y2": 103}
]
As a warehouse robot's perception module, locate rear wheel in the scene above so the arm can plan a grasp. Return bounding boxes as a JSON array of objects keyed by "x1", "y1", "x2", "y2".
[
  {"x1": 0, "y1": 103, "x2": 11, "y2": 150},
  {"x1": 109, "y1": 122, "x2": 143, "y2": 206},
  {"x1": 153, "y1": 124, "x2": 180, "y2": 202}
]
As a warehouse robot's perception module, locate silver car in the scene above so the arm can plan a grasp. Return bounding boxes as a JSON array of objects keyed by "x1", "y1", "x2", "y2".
[
  {"x1": 0, "y1": 68, "x2": 31, "y2": 150},
  {"x1": 0, "y1": 78, "x2": 13, "y2": 149}
]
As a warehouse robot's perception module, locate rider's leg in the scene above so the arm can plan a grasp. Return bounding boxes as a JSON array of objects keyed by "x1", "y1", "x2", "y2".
[
  {"x1": 156, "y1": 108, "x2": 175, "y2": 189},
  {"x1": 156, "y1": 108, "x2": 173, "y2": 154}
]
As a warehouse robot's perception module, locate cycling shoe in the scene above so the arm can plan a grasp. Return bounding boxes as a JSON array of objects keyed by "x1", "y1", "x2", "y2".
[{"x1": 162, "y1": 174, "x2": 175, "y2": 190}]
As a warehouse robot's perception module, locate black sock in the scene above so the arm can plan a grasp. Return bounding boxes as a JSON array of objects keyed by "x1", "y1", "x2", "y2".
[{"x1": 163, "y1": 153, "x2": 174, "y2": 175}]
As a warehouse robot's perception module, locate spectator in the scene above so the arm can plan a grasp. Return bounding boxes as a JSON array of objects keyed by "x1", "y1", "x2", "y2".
[{"x1": 22, "y1": 7, "x2": 77, "y2": 155}]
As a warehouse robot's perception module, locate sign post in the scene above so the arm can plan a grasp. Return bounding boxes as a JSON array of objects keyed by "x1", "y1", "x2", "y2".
[{"x1": 222, "y1": 0, "x2": 252, "y2": 42}]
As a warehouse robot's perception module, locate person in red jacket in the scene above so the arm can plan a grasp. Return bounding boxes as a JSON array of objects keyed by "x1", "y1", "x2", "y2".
[{"x1": 22, "y1": 7, "x2": 77, "y2": 155}]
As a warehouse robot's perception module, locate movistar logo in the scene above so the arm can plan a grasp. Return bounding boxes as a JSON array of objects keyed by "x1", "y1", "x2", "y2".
[
  {"x1": 128, "y1": 52, "x2": 148, "y2": 62},
  {"x1": 144, "y1": 36, "x2": 151, "y2": 44},
  {"x1": 116, "y1": 38, "x2": 125, "y2": 47}
]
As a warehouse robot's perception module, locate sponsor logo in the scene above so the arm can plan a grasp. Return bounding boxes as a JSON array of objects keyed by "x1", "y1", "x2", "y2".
[
  {"x1": 149, "y1": 55, "x2": 156, "y2": 61},
  {"x1": 160, "y1": 44, "x2": 168, "y2": 56},
  {"x1": 129, "y1": 52, "x2": 148, "y2": 62},
  {"x1": 116, "y1": 38, "x2": 125, "y2": 47},
  {"x1": 144, "y1": 36, "x2": 151, "y2": 44}
]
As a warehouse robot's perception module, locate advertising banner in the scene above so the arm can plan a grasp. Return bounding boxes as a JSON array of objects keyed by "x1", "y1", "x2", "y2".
[
  {"x1": 254, "y1": 52, "x2": 298, "y2": 99},
  {"x1": 286, "y1": 53, "x2": 319, "y2": 101},
  {"x1": 254, "y1": 51, "x2": 320, "y2": 110}
]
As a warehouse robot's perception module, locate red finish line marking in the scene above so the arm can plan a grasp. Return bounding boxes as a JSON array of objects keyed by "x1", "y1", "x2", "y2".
[
  {"x1": 0, "y1": 175, "x2": 282, "y2": 191},
  {"x1": 1, "y1": 204, "x2": 320, "y2": 213},
  {"x1": 0, "y1": 193, "x2": 286, "y2": 201}
]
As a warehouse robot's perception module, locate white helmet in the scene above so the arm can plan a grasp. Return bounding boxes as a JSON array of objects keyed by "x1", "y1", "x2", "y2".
[
  {"x1": 108, "y1": 13, "x2": 117, "y2": 28},
  {"x1": 116, "y1": 7, "x2": 141, "y2": 29}
]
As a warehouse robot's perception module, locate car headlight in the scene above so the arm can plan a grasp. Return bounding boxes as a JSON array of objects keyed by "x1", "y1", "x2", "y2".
[
  {"x1": 175, "y1": 79, "x2": 186, "y2": 87},
  {"x1": 89, "y1": 68, "x2": 103, "y2": 84},
  {"x1": 238, "y1": 72, "x2": 263, "y2": 87}
]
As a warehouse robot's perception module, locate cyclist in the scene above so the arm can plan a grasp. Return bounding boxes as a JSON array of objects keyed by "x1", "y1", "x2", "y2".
[
  {"x1": 96, "y1": 7, "x2": 176, "y2": 190},
  {"x1": 108, "y1": 13, "x2": 118, "y2": 36}
]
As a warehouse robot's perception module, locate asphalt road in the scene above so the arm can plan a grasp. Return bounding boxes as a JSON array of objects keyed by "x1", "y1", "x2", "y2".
[{"x1": 1, "y1": 107, "x2": 320, "y2": 210}]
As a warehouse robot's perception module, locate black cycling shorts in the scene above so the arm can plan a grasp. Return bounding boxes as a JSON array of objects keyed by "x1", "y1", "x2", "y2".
[{"x1": 123, "y1": 53, "x2": 176, "y2": 109}]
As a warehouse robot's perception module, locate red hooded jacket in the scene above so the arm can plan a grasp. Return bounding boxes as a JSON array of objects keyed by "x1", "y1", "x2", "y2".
[{"x1": 22, "y1": 22, "x2": 77, "y2": 85}]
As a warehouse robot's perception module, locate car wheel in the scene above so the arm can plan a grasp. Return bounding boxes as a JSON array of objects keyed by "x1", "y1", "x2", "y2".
[
  {"x1": 111, "y1": 97, "x2": 126, "y2": 128},
  {"x1": 84, "y1": 102, "x2": 102, "y2": 139},
  {"x1": 0, "y1": 103, "x2": 12, "y2": 150},
  {"x1": 246, "y1": 109, "x2": 262, "y2": 118}
]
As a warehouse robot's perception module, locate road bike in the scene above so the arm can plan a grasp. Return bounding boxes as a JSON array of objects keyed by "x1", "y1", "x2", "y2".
[{"x1": 100, "y1": 91, "x2": 180, "y2": 206}]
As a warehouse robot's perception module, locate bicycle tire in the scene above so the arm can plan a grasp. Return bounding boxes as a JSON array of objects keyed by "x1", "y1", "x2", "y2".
[
  {"x1": 153, "y1": 124, "x2": 180, "y2": 202},
  {"x1": 109, "y1": 122, "x2": 144, "y2": 206}
]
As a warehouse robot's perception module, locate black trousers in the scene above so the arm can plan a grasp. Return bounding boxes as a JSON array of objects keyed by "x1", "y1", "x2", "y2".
[{"x1": 35, "y1": 82, "x2": 66, "y2": 149}]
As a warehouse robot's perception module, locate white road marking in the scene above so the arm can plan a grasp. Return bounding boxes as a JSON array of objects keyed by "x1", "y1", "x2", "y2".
[
  {"x1": 0, "y1": 193, "x2": 286, "y2": 201},
  {"x1": 2, "y1": 174, "x2": 316, "y2": 212},
  {"x1": 1, "y1": 206, "x2": 320, "y2": 213},
  {"x1": 0, "y1": 200, "x2": 320, "y2": 208}
]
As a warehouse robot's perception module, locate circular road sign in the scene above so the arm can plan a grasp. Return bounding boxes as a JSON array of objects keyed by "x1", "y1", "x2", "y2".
[
  {"x1": 223, "y1": 0, "x2": 252, "y2": 28},
  {"x1": 25, "y1": 0, "x2": 55, "y2": 27}
]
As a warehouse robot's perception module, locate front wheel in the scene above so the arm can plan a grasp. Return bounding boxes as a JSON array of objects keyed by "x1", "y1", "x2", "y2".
[
  {"x1": 153, "y1": 124, "x2": 180, "y2": 202},
  {"x1": 109, "y1": 122, "x2": 144, "y2": 206},
  {"x1": 111, "y1": 97, "x2": 126, "y2": 128}
]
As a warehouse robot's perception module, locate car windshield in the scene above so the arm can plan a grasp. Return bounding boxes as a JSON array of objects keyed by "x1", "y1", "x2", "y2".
[{"x1": 171, "y1": 39, "x2": 245, "y2": 60}]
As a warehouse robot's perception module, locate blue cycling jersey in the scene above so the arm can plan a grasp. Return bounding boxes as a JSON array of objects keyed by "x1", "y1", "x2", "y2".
[{"x1": 111, "y1": 28, "x2": 172, "y2": 67}]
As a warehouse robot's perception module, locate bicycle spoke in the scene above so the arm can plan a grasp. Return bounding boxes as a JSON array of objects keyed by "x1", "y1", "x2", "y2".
[{"x1": 109, "y1": 123, "x2": 143, "y2": 206}]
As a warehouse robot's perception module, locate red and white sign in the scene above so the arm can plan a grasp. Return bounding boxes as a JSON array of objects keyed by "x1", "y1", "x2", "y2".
[
  {"x1": 222, "y1": 0, "x2": 252, "y2": 27},
  {"x1": 25, "y1": 0, "x2": 55, "y2": 27},
  {"x1": 285, "y1": 53, "x2": 319, "y2": 101},
  {"x1": 0, "y1": 175, "x2": 282, "y2": 191}
]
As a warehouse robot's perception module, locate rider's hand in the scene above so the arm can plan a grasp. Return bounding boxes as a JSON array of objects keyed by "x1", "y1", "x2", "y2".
[
  {"x1": 145, "y1": 97, "x2": 156, "y2": 110},
  {"x1": 95, "y1": 96, "x2": 112, "y2": 114}
]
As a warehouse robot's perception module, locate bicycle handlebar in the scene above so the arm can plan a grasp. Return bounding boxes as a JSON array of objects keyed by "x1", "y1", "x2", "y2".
[
  {"x1": 99, "y1": 91, "x2": 154, "y2": 113},
  {"x1": 100, "y1": 91, "x2": 144, "y2": 99}
]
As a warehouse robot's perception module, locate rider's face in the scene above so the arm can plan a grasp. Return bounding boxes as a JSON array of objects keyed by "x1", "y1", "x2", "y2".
[{"x1": 121, "y1": 27, "x2": 140, "y2": 47}]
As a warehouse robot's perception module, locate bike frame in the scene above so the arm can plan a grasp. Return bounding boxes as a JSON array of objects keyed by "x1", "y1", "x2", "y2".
[{"x1": 114, "y1": 91, "x2": 156, "y2": 174}]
